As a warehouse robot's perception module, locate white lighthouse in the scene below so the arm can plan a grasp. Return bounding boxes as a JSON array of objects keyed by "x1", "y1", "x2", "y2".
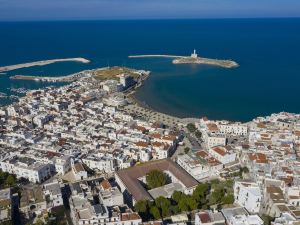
[{"x1": 191, "y1": 49, "x2": 198, "y2": 58}]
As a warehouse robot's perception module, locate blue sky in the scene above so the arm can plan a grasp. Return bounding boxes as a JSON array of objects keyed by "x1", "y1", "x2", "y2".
[{"x1": 0, "y1": 0, "x2": 300, "y2": 21}]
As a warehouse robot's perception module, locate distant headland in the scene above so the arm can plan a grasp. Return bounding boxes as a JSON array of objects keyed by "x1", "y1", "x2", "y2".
[
  {"x1": 129, "y1": 50, "x2": 238, "y2": 68},
  {"x1": 0, "y1": 57, "x2": 90, "y2": 73}
]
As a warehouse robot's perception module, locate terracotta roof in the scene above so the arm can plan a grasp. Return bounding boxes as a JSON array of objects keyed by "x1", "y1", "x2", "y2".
[
  {"x1": 257, "y1": 122, "x2": 267, "y2": 128},
  {"x1": 152, "y1": 142, "x2": 164, "y2": 147},
  {"x1": 121, "y1": 212, "x2": 141, "y2": 221},
  {"x1": 135, "y1": 141, "x2": 149, "y2": 148},
  {"x1": 213, "y1": 147, "x2": 226, "y2": 156},
  {"x1": 116, "y1": 159, "x2": 198, "y2": 201},
  {"x1": 150, "y1": 133, "x2": 162, "y2": 139},
  {"x1": 162, "y1": 135, "x2": 176, "y2": 141},
  {"x1": 248, "y1": 153, "x2": 268, "y2": 164},
  {"x1": 207, "y1": 123, "x2": 219, "y2": 132},
  {"x1": 136, "y1": 126, "x2": 147, "y2": 133},
  {"x1": 199, "y1": 212, "x2": 211, "y2": 223},
  {"x1": 100, "y1": 180, "x2": 112, "y2": 190}
]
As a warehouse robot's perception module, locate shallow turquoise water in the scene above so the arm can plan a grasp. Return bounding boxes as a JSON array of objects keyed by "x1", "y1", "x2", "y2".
[{"x1": 0, "y1": 19, "x2": 300, "y2": 121}]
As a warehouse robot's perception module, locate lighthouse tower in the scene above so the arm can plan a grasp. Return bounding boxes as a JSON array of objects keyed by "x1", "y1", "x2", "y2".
[{"x1": 191, "y1": 49, "x2": 198, "y2": 58}]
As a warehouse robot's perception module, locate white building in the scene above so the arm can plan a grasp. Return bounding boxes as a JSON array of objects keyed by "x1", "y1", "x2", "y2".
[
  {"x1": 222, "y1": 207, "x2": 263, "y2": 225},
  {"x1": 54, "y1": 155, "x2": 71, "y2": 175},
  {"x1": 82, "y1": 156, "x2": 115, "y2": 173},
  {"x1": 205, "y1": 135, "x2": 227, "y2": 148},
  {"x1": 195, "y1": 211, "x2": 225, "y2": 225},
  {"x1": 177, "y1": 151, "x2": 223, "y2": 181},
  {"x1": 69, "y1": 182, "x2": 141, "y2": 225},
  {"x1": 33, "y1": 113, "x2": 53, "y2": 127},
  {"x1": 71, "y1": 160, "x2": 88, "y2": 181},
  {"x1": 102, "y1": 80, "x2": 121, "y2": 93},
  {"x1": 218, "y1": 123, "x2": 248, "y2": 136},
  {"x1": 208, "y1": 146, "x2": 236, "y2": 165},
  {"x1": 0, "y1": 156, "x2": 52, "y2": 183},
  {"x1": 43, "y1": 180, "x2": 63, "y2": 208},
  {"x1": 98, "y1": 180, "x2": 123, "y2": 207},
  {"x1": 234, "y1": 181, "x2": 262, "y2": 214}
]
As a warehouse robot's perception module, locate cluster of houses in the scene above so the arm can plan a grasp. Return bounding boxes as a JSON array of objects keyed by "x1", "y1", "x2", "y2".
[
  {"x1": 0, "y1": 74, "x2": 181, "y2": 185},
  {"x1": 188, "y1": 112, "x2": 300, "y2": 225},
  {"x1": 0, "y1": 69, "x2": 300, "y2": 225}
]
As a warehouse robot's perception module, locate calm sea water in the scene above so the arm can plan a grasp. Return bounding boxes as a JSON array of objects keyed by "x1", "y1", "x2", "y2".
[{"x1": 0, "y1": 19, "x2": 300, "y2": 121}]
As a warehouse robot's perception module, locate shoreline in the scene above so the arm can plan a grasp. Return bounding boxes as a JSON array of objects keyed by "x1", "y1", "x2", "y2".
[{"x1": 0, "y1": 57, "x2": 90, "y2": 73}]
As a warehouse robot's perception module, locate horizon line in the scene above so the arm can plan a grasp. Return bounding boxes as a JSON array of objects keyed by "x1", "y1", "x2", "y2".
[{"x1": 0, "y1": 16, "x2": 300, "y2": 23}]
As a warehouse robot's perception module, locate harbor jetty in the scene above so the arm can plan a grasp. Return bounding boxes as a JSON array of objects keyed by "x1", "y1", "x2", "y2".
[
  {"x1": 10, "y1": 70, "x2": 91, "y2": 82},
  {"x1": 0, "y1": 57, "x2": 90, "y2": 73},
  {"x1": 129, "y1": 50, "x2": 239, "y2": 68},
  {"x1": 129, "y1": 54, "x2": 183, "y2": 58}
]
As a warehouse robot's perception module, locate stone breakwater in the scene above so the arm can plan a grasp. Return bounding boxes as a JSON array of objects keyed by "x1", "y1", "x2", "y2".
[
  {"x1": 0, "y1": 57, "x2": 90, "y2": 72},
  {"x1": 10, "y1": 70, "x2": 91, "y2": 82}
]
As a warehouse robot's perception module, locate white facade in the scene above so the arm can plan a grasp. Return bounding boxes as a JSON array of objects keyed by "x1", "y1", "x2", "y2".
[
  {"x1": 71, "y1": 160, "x2": 88, "y2": 181},
  {"x1": 234, "y1": 181, "x2": 262, "y2": 214},
  {"x1": 0, "y1": 157, "x2": 52, "y2": 183},
  {"x1": 82, "y1": 156, "x2": 115, "y2": 173},
  {"x1": 99, "y1": 187, "x2": 123, "y2": 207},
  {"x1": 222, "y1": 207, "x2": 263, "y2": 225},
  {"x1": 218, "y1": 123, "x2": 248, "y2": 136},
  {"x1": 206, "y1": 135, "x2": 226, "y2": 148},
  {"x1": 229, "y1": 215, "x2": 263, "y2": 225},
  {"x1": 177, "y1": 154, "x2": 210, "y2": 180},
  {"x1": 43, "y1": 181, "x2": 63, "y2": 208},
  {"x1": 54, "y1": 155, "x2": 71, "y2": 175},
  {"x1": 208, "y1": 146, "x2": 236, "y2": 165}
]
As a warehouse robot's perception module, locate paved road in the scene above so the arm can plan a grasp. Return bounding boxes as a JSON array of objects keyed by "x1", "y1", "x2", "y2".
[{"x1": 185, "y1": 132, "x2": 202, "y2": 150}]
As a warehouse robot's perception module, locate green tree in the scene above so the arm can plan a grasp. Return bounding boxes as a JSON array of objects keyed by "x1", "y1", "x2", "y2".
[
  {"x1": 35, "y1": 219, "x2": 45, "y2": 225},
  {"x1": 155, "y1": 196, "x2": 171, "y2": 217},
  {"x1": 170, "y1": 205, "x2": 180, "y2": 214},
  {"x1": 187, "y1": 123, "x2": 196, "y2": 133},
  {"x1": 5, "y1": 175, "x2": 16, "y2": 187},
  {"x1": 195, "y1": 130, "x2": 202, "y2": 139},
  {"x1": 210, "y1": 188, "x2": 225, "y2": 205},
  {"x1": 241, "y1": 167, "x2": 249, "y2": 173},
  {"x1": 178, "y1": 198, "x2": 189, "y2": 212},
  {"x1": 146, "y1": 170, "x2": 167, "y2": 189},
  {"x1": 193, "y1": 183, "x2": 210, "y2": 203},
  {"x1": 184, "y1": 147, "x2": 190, "y2": 154},
  {"x1": 261, "y1": 214, "x2": 274, "y2": 225},
  {"x1": 172, "y1": 191, "x2": 184, "y2": 203},
  {"x1": 135, "y1": 200, "x2": 148, "y2": 213},
  {"x1": 150, "y1": 206, "x2": 161, "y2": 220},
  {"x1": 222, "y1": 194, "x2": 234, "y2": 205},
  {"x1": 210, "y1": 179, "x2": 221, "y2": 189},
  {"x1": 186, "y1": 197, "x2": 198, "y2": 210}
]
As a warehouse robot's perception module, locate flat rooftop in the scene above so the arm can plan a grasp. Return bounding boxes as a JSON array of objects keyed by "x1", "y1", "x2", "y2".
[{"x1": 116, "y1": 158, "x2": 198, "y2": 201}]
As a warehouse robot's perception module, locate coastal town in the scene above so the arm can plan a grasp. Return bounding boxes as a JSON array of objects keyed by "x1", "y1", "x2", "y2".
[{"x1": 0, "y1": 66, "x2": 299, "y2": 225}]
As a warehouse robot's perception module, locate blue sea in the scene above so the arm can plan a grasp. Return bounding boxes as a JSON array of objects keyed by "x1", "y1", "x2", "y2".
[{"x1": 0, "y1": 19, "x2": 300, "y2": 122}]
